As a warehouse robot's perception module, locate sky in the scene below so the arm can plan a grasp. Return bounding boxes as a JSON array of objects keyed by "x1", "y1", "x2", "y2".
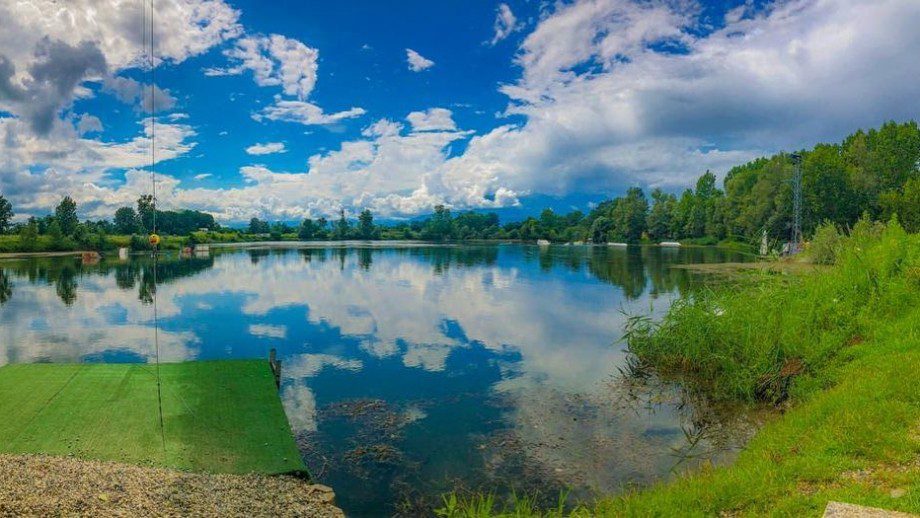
[{"x1": 1, "y1": 0, "x2": 919, "y2": 224}]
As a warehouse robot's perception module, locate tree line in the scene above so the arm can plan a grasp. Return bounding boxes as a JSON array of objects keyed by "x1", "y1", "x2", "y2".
[
  {"x1": 0, "y1": 195, "x2": 217, "y2": 251},
  {"x1": 1, "y1": 121, "x2": 918, "y2": 250}
]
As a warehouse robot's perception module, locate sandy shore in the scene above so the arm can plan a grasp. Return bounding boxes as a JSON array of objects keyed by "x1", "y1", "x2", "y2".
[{"x1": 0, "y1": 454, "x2": 344, "y2": 517}]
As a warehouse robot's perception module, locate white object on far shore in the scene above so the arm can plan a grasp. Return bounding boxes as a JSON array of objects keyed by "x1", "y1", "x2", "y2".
[
  {"x1": 537, "y1": 239, "x2": 550, "y2": 246},
  {"x1": 660, "y1": 241, "x2": 681, "y2": 247},
  {"x1": 607, "y1": 242, "x2": 628, "y2": 247}
]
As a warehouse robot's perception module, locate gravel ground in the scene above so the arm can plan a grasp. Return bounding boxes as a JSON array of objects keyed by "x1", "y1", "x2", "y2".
[{"x1": 0, "y1": 454, "x2": 344, "y2": 517}]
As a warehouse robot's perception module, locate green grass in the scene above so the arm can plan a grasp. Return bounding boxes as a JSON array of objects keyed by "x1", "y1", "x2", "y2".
[
  {"x1": 0, "y1": 234, "x2": 190, "y2": 253},
  {"x1": 438, "y1": 219, "x2": 920, "y2": 516},
  {"x1": 628, "y1": 218, "x2": 918, "y2": 402},
  {"x1": 0, "y1": 361, "x2": 304, "y2": 475}
]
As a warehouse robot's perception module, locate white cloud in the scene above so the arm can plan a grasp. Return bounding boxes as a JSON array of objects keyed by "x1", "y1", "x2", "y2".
[
  {"x1": 104, "y1": 76, "x2": 178, "y2": 113},
  {"x1": 193, "y1": 173, "x2": 212, "y2": 181},
  {"x1": 489, "y1": 3, "x2": 521, "y2": 45},
  {"x1": 204, "y1": 34, "x2": 318, "y2": 100},
  {"x1": 253, "y1": 98, "x2": 366, "y2": 126},
  {"x1": 405, "y1": 48, "x2": 435, "y2": 72},
  {"x1": 406, "y1": 108, "x2": 456, "y2": 132},
  {"x1": 281, "y1": 384, "x2": 318, "y2": 432},
  {"x1": 5, "y1": 0, "x2": 920, "y2": 223},
  {"x1": 361, "y1": 119, "x2": 404, "y2": 138},
  {"x1": 284, "y1": 353, "x2": 363, "y2": 379},
  {"x1": 0, "y1": 0, "x2": 241, "y2": 72},
  {"x1": 76, "y1": 114, "x2": 103, "y2": 135},
  {"x1": 0, "y1": 116, "x2": 197, "y2": 218},
  {"x1": 248, "y1": 323, "x2": 287, "y2": 339},
  {"x1": 245, "y1": 142, "x2": 287, "y2": 155}
]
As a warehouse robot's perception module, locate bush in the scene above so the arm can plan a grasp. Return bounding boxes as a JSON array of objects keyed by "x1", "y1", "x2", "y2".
[{"x1": 808, "y1": 220, "x2": 842, "y2": 264}]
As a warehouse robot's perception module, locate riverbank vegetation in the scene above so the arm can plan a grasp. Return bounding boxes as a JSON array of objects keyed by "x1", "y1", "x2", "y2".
[
  {"x1": 0, "y1": 121, "x2": 916, "y2": 253},
  {"x1": 437, "y1": 220, "x2": 920, "y2": 516}
]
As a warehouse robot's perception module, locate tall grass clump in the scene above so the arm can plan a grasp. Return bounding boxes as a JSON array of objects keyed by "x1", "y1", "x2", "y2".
[{"x1": 627, "y1": 216, "x2": 919, "y2": 403}]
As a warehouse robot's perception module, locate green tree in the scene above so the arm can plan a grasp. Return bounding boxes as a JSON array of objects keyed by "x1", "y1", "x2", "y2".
[
  {"x1": 879, "y1": 176, "x2": 920, "y2": 232},
  {"x1": 334, "y1": 209, "x2": 350, "y2": 240},
  {"x1": 55, "y1": 196, "x2": 79, "y2": 235},
  {"x1": 114, "y1": 207, "x2": 140, "y2": 234},
  {"x1": 47, "y1": 220, "x2": 64, "y2": 250},
  {"x1": 609, "y1": 187, "x2": 648, "y2": 243},
  {"x1": 269, "y1": 222, "x2": 284, "y2": 240},
  {"x1": 358, "y1": 209, "x2": 375, "y2": 239},
  {"x1": 248, "y1": 217, "x2": 269, "y2": 234},
  {"x1": 299, "y1": 218, "x2": 320, "y2": 239},
  {"x1": 646, "y1": 189, "x2": 676, "y2": 241},
  {"x1": 424, "y1": 205, "x2": 454, "y2": 241},
  {"x1": 0, "y1": 195, "x2": 12, "y2": 234},
  {"x1": 137, "y1": 195, "x2": 155, "y2": 232},
  {"x1": 18, "y1": 220, "x2": 38, "y2": 251}
]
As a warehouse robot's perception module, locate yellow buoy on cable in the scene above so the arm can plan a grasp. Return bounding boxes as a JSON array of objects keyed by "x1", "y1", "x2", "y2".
[{"x1": 149, "y1": 233, "x2": 161, "y2": 247}]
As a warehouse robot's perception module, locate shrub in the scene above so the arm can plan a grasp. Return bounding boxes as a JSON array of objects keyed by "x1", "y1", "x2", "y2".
[{"x1": 808, "y1": 221, "x2": 842, "y2": 264}]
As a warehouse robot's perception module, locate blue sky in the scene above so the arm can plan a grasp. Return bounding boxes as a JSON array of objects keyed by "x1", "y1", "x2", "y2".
[{"x1": 1, "y1": 0, "x2": 918, "y2": 223}]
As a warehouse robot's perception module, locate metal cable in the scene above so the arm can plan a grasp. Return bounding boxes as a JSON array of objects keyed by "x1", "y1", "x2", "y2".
[{"x1": 146, "y1": 0, "x2": 166, "y2": 453}]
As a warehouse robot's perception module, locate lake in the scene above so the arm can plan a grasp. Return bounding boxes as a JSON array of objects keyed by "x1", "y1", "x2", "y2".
[{"x1": 0, "y1": 243, "x2": 757, "y2": 515}]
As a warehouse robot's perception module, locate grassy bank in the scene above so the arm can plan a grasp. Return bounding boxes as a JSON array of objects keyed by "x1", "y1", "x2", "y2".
[
  {"x1": 439, "y1": 219, "x2": 920, "y2": 516},
  {"x1": 0, "y1": 234, "x2": 188, "y2": 253}
]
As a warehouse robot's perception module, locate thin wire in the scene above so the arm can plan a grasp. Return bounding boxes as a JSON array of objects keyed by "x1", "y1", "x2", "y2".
[{"x1": 147, "y1": 0, "x2": 166, "y2": 453}]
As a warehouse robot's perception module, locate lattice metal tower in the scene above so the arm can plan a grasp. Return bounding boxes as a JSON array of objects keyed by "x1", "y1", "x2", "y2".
[{"x1": 790, "y1": 152, "x2": 803, "y2": 253}]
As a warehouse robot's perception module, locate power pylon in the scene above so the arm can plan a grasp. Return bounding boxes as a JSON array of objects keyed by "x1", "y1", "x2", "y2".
[{"x1": 790, "y1": 152, "x2": 803, "y2": 253}]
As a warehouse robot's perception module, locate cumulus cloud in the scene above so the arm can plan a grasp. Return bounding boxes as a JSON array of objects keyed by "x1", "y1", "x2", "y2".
[
  {"x1": 204, "y1": 34, "x2": 318, "y2": 100},
  {"x1": 0, "y1": 0, "x2": 241, "y2": 72},
  {"x1": 245, "y1": 142, "x2": 287, "y2": 155},
  {"x1": 104, "y1": 76, "x2": 177, "y2": 113},
  {"x1": 0, "y1": 40, "x2": 106, "y2": 135},
  {"x1": 76, "y1": 114, "x2": 103, "y2": 135},
  {"x1": 253, "y1": 98, "x2": 366, "y2": 126},
  {"x1": 0, "y1": 116, "x2": 196, "y2": 218},
  {"x1": 6, "y1": 0, "x2": 920, "y2": 223},
  {"x1": 406, "y1": 108, "x2": 456, "y2": 132},
  {"x1": 489, "y1": 3, "x2": 521, "y2": 45},
  {"x1": 406, "y1": 48, "x2": 434, "y2": 72}
]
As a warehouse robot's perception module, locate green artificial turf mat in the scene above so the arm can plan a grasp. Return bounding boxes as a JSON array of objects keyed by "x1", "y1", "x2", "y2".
[{"x1": 0, "y1": 361, "x2": 304, "y2": 475}]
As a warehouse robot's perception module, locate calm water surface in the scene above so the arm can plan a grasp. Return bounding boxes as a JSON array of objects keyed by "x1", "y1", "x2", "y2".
[{"x1": 0, "y1": 244, "x2": 756, "y2": 515}]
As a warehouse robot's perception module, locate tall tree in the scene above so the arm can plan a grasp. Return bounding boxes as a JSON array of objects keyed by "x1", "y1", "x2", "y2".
[
  {"x1": 646, "y1": 189, "x2": 676, "y2": 241},
  {"x1": 248, "y1": 217, "x2": 269, "y2": 234},
  {"x1": 114, "y1": 207, "x2": 140, "y2": 234},
  {"x1": 334, "y1": 209, "x2": 350, "y2": 240},
  {"x1": 609, "y1": 187, "x2": 648, "y2": 243},
  {"x1": 0, "y1": 195, "x2": 12, "y2": 234},
  {"x1": 299, "y1": 218, "x2": 319, "y2": 239},
  {"x1": 424, "y1": 205, "x2": 454, "y2": 241},
  {"x1": 18, "y1": 220, "x2": 38, "y2": 251},
  {"x1": 358, "y1": 209, "x2": 375, "y2": 239},
  {"x1": 137, "y1": 195, "x2": 155, "y2": 232},
  {"x1": 54, "y1": 196, "x2": 79, "y2": 235}
]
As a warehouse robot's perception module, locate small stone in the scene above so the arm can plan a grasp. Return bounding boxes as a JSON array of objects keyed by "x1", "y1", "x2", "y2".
[{"x1": 890, "y1": 488, "x2": 907, "y2": 498}]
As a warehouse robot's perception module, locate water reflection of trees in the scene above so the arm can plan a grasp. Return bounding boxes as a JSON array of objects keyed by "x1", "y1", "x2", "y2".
[
  {"x1": 0, "y1": 269, "x2": 11, "y2": 305},
  {"x1": 0, "y1": 245, "x2": 747, "y2": 306},
  {"x1": 0, "y1": 254, "x2": 214, "y2": 306},
  {"x1": 530, "y1": 245, "x2": 752, "y2": 300}
]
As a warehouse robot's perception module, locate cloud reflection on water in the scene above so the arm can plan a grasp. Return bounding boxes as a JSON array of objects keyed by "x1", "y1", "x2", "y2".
[{"x1": 0, "y1": 244, "x2": 751, "y2": 512}]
